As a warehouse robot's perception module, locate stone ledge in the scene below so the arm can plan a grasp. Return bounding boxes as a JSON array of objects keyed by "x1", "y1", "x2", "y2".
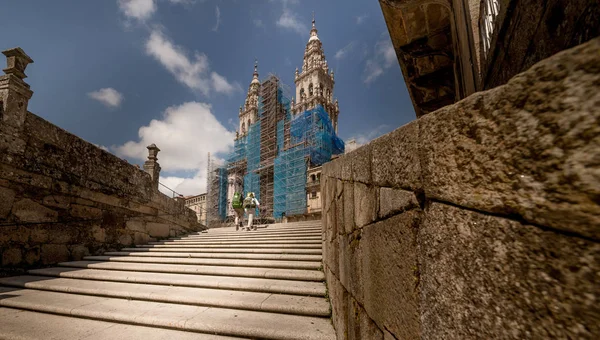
[
  {"x1": 419, "y1": 202, "x2": 600, "y2": 339},
  {"x1": 420, "y1": 37, "x2": 600, "y2": 240},
  {"x1": 330, "y1": 211, "x2": 422, "y2": 339},
  {"x1": 379, "y1": 187, "x2": 419, "y2": 219},
  {"x1": 322, "y1": 38, "x2": 600, "y2": 240},
  {"x1": 371, "y1": 120, "x2": 421, "y2": 191}
]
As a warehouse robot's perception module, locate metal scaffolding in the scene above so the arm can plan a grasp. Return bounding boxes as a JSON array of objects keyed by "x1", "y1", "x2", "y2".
[
  {"x1": 209, "y1": 75, "x2": 344, "y2": 222},
  {"x1": 206, "y1": 153, "x2": 227, "y2": 227}
]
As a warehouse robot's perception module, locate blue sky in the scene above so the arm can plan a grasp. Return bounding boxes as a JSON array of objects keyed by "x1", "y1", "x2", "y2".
[{"x1": 0, "y1": 0, "x2": 414, "y2": 195}]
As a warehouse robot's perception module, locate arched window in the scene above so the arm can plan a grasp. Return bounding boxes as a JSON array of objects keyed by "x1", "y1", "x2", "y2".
[
  {"x1": 300, "y1": 88, "x2": 305, "y2": 99},
  {"x1": 241, "y1": 122, "x2": 246, "y2": 133},
  {"x1": 311, "y1": 174, "x2": 316, "y2": 182},
  {"x1": 319, "y1": 84, "x2": 324, "y2": 96},
  {"x1": 308, "y1": 83, "x2": 313, "y2": 96},
  {"x1": 247, "y1": 119, "x2": 251, "y2": 129}
]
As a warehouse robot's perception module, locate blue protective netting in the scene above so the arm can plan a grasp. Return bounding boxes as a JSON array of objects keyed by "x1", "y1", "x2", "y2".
[
  {"x1": 221, "y1": 86, "x2": 344, "y2": 220},
  {"x1": 273, "y1": 105, "x2": 345, "y2": 217},
  {"x1": 273, "y1": 118, "x2": 287, "y2": 218},
  {"x1": 217, "y1": 167, "x2": 228, "y2": 220},
  {"x1": 228, "y1": 135, "x2": 247, "y2": 164},
  {"x1": 246, "y1": 122, "x2": 261, "y2": 173},
  {"x1": 243, "y1": 121, "x2": 261, "y2": 202}
]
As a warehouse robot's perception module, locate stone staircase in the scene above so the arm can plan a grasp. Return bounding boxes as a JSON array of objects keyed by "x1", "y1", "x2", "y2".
[{"x1": 0, "y1": 220, "x2": 335, "y2": 340}]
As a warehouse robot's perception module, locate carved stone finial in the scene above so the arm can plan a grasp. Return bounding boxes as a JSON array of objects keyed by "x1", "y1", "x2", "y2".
[
  {"x1": 147, "y1": 144, "x2": 160, "y2": 161},
  {"x1": 144, "y1": 144, "x2": 161, "y2": 190},
  {"x1": 2, "y1": 47, "x2": 34, "y2": 79}
]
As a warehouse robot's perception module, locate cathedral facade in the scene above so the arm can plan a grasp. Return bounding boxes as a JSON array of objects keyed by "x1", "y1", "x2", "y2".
[{"x1": 214, "y1": 17, "x2": 344, "y2": 222}]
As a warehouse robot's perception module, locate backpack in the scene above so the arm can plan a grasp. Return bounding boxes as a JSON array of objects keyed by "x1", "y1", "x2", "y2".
[
  {"x1": 243, "y1": 196, "x2": 256, "y2": 208},
  {"x1": 232, "y1": 192, "x2": 243, "y2": 209}
]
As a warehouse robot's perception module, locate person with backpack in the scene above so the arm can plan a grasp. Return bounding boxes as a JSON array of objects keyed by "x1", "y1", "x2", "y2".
[
  {"x1": 231, "y1": 191, "x2": 244, "y2": 231},
  {"x1": 243, "y1": 192, "x2": 260, "y2": 231}
]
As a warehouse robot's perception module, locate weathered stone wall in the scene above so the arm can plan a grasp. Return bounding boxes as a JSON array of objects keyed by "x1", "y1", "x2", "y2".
[
  {"x1": 482, "y1": 0, "x2": 600, "y2": 90},
  {"x1": 322, "y1": 38, "x2": 599, "y2": 339},
  {"x1": 0, "y1": 112, "x2": 202, "y2": 274}
]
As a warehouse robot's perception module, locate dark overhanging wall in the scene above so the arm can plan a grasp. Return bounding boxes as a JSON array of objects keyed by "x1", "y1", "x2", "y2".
[
  {"x1": 481, "y1": 0, "x2": 600, "y2": 90},
  {"x1": 321, "y1": 38, "x2": 599, "y2": 339}
]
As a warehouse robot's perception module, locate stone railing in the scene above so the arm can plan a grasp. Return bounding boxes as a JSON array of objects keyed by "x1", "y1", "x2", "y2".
[
  {"x1": 321, "y1": 38, "x2": 599, "y2": 339},
  {"x1": 0, "y1": 48, "x2": 203, "y2": 274}
]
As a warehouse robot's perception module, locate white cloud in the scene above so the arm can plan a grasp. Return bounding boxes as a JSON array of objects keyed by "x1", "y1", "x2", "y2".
[
  {"x1": 363, "y1": 60, "x2": 384, "y2": 84},
  {"x1": 93, "y1": 144, "x2": 110, "y2": 152},
  {"x1": 253, "y1": 19, "x2": 264, "y2": 27},
  {"x1": 269, "y1": 0, "x2": 299, "y2": 5},
  {"x1": 270, "y1": 0, "x2": 306, "y2": 35},
  {"x1": 378, "y1": 40, "x2": 396, "y2": 68},
  {"x1": 356, "y1": 14, "x2": 368, "y2": 25},
  {"x1": 347, "y1": 124, "x2": 391, "y2": 147},
  {"x1": 363, "y1": 38, "x2": 396, "y2": 84},
  {"x1": 114, "y1": 102, "x2": 235, "y2": 182},
  {"x1": 159, "y1": 170, "x2": 206, "y2": 196},
  {"x1": 88, "y1": 88, "x2": 124, "y2": 108},
  {"x1": 211, "y1": 72, "x2": 241, "y2": 94},
  {"x1": 276, "y1": 8, "x2": 307, "y2": 35},
  {"x1": 212, "y1": 6, "x2": 221, "y2": 32},
  {"x1": 167, "y1": 0, "x2": 196, "y2": 4},
  {"x1": 145, "y1": 29, "x2": 238, "y2": 95},
  {"x1": 335, "y1": 42, "x2": 355, "y2": 60},
  {"x1": 118, "y1": 0, "x2": 156, "y2": 21}
]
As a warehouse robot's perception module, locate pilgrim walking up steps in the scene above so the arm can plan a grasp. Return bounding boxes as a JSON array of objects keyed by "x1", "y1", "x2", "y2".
[{"x1": 0, "y1": 220, "x2": 334, "y2": 340}]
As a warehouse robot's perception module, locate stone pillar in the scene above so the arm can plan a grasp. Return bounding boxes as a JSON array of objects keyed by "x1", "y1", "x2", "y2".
[
  {"x1": 0, "y1": 48, "x2": 34, "y2": 155},
  {"x1": 0, "y1": 47, "x2": 34, "y2": 130},
  {"x1": 143, "y1": 144, "x2": 161, "y2": 190}
]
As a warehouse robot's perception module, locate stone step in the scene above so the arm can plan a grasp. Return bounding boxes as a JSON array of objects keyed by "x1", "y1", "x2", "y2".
[
  {"x1": 137, "y1": 243, "x2": 322, "y2": 249},
  {"x1": 121, "y1": 247, "x2": 322, "y2": 254},
  {"x1": 59, "y1": 261, "x2": 325, "y2": 281},
  {"x1": 83, "y1": 256, "x2": 322, "y2": 270},
  {"x1": 0, "y1": 275, "x2": 330, "y2": 317},
  {"x1": 177, "y1": 231, "x2": 322, "y2": 240},
  {"x1": 103, "y1": 251, "x2": 322, "y2": 261},
  {"x1": 168, "y1": 235, "x2": 323, "y2": 242},
  {"x1": 0, "y1": 308, "x2": 244, "y2": 340},
  {"x1": 193, "y1": 226, "x2": 321, "y2": 231},
  {"x1": 29, "y1": 267, "x2": 327, "y2": 296},
  {"x1": 148, "y1": 239, "x2": 322, "y2": 246},
  {"x1": 0, "y1": 288, "x2": 335, "y2": 340},
  {"x1": 195, "y1": 227, "x2": 322, "y2": 236}
]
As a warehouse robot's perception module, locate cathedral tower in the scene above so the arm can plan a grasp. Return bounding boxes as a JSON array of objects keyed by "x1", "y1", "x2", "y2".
[
  {"x1": 237, "y1": 60, "x2": 260, "y2": 138},
  {"x1": 292, "y1": 16, "x2": 339, "y2": 133}
]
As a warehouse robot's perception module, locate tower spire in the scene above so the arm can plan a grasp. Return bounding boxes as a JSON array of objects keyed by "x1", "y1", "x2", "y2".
[
  {"x1": 251, "y1": 58, "x2": 259, "y2": 84},
  {"x1": 309, "y1": 12, "x2": 319, "y2": 41}
]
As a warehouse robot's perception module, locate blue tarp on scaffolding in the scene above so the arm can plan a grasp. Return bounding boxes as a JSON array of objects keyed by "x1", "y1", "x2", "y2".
[
  {"x1": 217, "y1": 167, "x2": 228, "y2": 220},
  {"x1": 273, "y1": 105, "x2": 345, "y2": 217},
  {"x1": 228, "y1": 135, "x2": 247, "y2": 164},
  {"x1": 221, "y1": 78, "x2": 344, "y2": 220}
]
